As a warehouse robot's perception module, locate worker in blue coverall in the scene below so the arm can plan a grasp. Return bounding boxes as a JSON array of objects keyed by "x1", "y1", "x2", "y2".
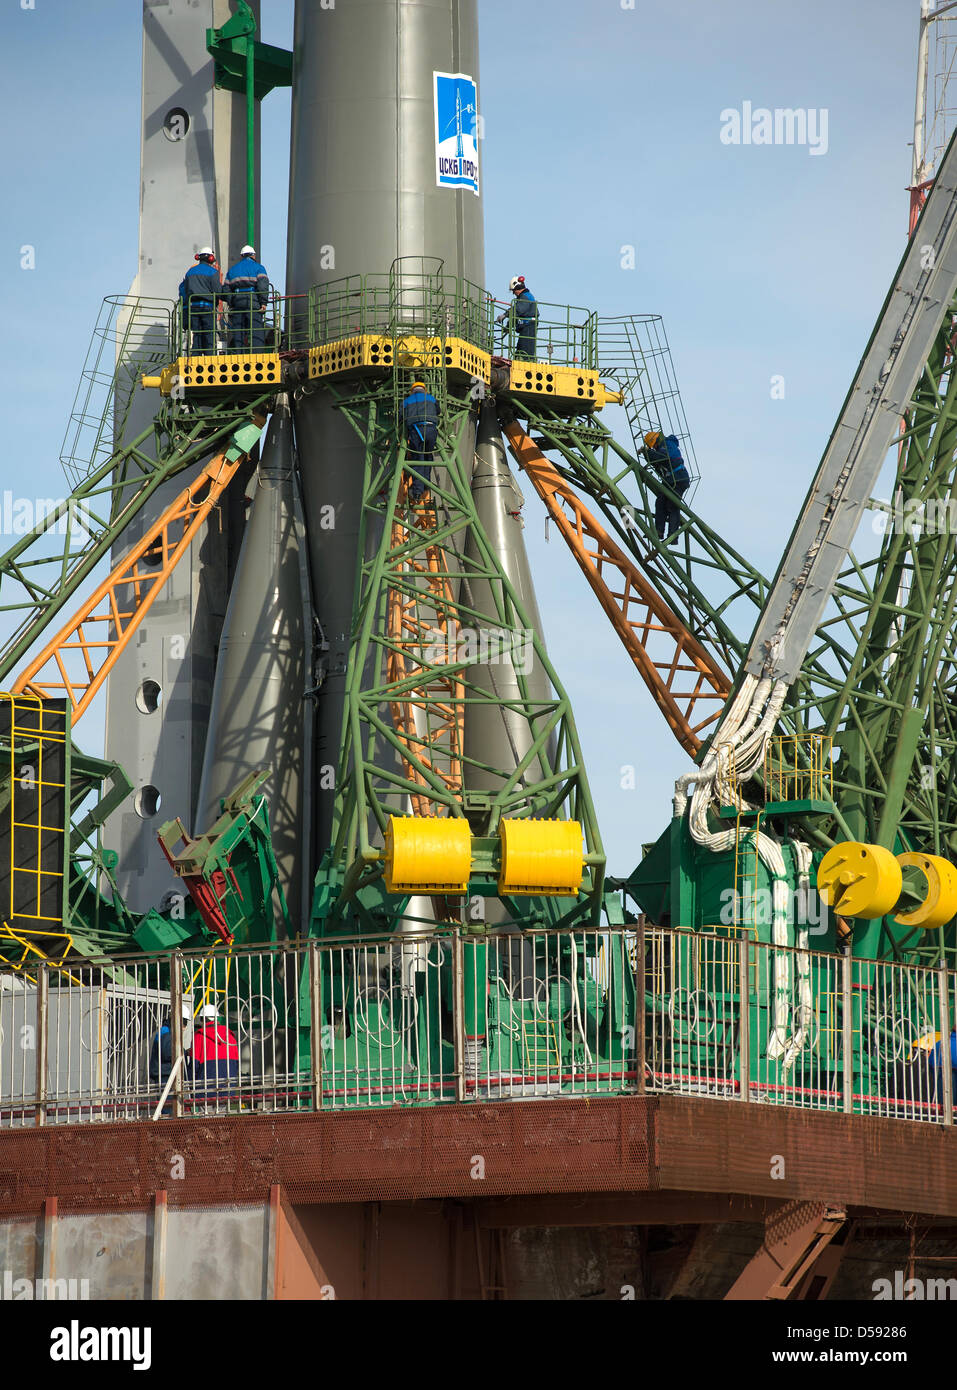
[
  {"x1": 641, "y1": 430, "x2": 690, "y2": 541},
  {"x1": 224, "y1": 244, "x2": 270, "y2": 350},
  {"x1": 178, "y1": 247, "x2": 222, "y2": 353},
  {"x1": 402, "y1": 381, "x2": 440, "y2": 501},
  {"x1": 148, "y1": 1005, "x2": 191, "y2": 1114},
  {"x1": 498, "y1": 275, "x2": 538, "y2": 359}
]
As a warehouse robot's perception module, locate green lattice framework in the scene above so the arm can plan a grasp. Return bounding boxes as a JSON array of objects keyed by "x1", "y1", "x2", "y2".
[
  {"x1": 0, "y1": 385, "x2": 274, "y2": 965},
  {"x1": 0, "y1": 393, "x2": 274, "y2": 687},
  {"x1": 515, "y1": 306, "x2": 957, "y2": 966},
  {"x1": 313, "y1": 377, "x2": 605, "y2": 929}
]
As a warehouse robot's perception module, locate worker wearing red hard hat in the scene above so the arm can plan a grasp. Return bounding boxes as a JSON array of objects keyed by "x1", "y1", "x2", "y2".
[{"x1": 178, "y1": 246, "x2": 222, "y2": 354}]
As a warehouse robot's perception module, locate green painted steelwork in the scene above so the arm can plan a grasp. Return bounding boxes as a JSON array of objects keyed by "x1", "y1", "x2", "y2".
[
  {"x1": 206, "y1": 1, "x2": 293, "y2": 248},
  {"x1": 157, "y1": 768, "x2": 291, "y2": 947},
  {"x1": 309, "y1": 373, "x2": 605, "y2": 935},
  {"x1": 0, "y1": 396, "x2": 273, "y2": 688}
]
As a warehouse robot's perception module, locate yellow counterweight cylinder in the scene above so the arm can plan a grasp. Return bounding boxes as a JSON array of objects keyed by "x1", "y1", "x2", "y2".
[
  {"x1": 498, "y1": 818, "x2": 584, "y2": 897},
  {"x1": 384, "y1": 816, "x2": 471, "y2": 894},
  {"x1": 893, "y1": 852, "x2": 957, "y2": 929},
  {"x1": 816, "y1": 841, "x2": 902, "y2": 919}
]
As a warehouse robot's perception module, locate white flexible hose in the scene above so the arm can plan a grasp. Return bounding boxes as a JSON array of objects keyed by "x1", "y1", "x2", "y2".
[
  {"x1": 569, "y1": 935, "x2": 593, "y2": 1065},
  {"x1": 675, "y1": 672, "x2": 800, "y2": 1071},
  {"x1": 771, "y1": 838, "x2": 815, "y2": 1070}
]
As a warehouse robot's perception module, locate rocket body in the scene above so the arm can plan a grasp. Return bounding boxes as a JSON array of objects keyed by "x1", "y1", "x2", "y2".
[{"x1": 286, "y1": 0, "x2": 485, "y2": 856}]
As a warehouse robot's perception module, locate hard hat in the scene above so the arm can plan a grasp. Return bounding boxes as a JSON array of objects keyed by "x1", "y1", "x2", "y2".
[
  {"x1": 509, "y1": 276, "x2": 525, "y2": 292},
  {"x1": 199, "y1": 1003, "x2": 219, "y2": 1020},
  {"x1": 196, "y1": 246, "x2": 214, "y2": 259},
  {"x1": 644, "y1": 431, "x2": 661, "y2": 447},
  {"x1": 241, "y1": 244, "x2": 256, "y2": 257},
  {"x1": 411, "y1": 380, "x2": 426, "y2": 392},
  {"x1": 181, "y1": 1004, "x2": 192, "y2": 1021}
]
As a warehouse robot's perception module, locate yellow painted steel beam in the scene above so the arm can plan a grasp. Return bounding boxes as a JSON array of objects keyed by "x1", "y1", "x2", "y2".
[
  {"x1": 502, "y1": 420, "x2": 731, "y2": 757},
  {"x1": 12, "y1": 450, "x2": 247, "y2": 722},
  {"x1": 143, "y1": 340, "x2": 620, "y2": 410}
]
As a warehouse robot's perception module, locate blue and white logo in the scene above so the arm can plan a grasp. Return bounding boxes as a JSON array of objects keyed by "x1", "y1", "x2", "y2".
[{"x1": 434, "y1": 71, "x2": 479, "y2": 196}]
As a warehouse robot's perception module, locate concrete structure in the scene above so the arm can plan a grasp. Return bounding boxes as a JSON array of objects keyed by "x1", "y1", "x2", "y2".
[{"x1": 2, "y1": 1098, "x2": 956, "y2": 1299}]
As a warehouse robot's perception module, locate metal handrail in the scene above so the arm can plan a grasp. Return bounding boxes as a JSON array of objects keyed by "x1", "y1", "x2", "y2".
[{"x1": 0, "y1": 925, "x2": 955, "y2": 1127}]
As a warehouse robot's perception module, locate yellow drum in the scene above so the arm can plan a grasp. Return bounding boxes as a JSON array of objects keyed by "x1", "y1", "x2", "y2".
[
  {"x1": 498, "y1": 819, "x2": 584, "y2": 897},
  {"x1": 817, "y1": 841, "x2": 902, "y2": 919},
  {"x1": 384, "y1": 816, "x2": 471, "y2": 894},
  {"x1": 894, "y1": 852, "x2": 957, "y2": 929}
]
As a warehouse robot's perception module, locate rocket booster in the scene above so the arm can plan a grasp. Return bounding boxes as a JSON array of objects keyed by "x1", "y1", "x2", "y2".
[
  {"x1": 463, "y1": 401, "x2": 555, "y2": 804},
  {"x1": 196, "y1": 395, "x2": 307, "y2": 933},
  {"x1": 286, "y1": 0, "x2": 485, "y2": 856}
]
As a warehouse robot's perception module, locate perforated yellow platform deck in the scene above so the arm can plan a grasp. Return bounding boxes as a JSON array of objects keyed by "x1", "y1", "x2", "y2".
[{"x1": 143, "y1": 343, "x2": 620, "y2": 410}]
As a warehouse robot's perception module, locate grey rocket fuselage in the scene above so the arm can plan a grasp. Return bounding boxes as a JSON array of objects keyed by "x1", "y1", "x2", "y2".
[{"x1": 286, "y1": 0, "x2": 486, "y2": 855}]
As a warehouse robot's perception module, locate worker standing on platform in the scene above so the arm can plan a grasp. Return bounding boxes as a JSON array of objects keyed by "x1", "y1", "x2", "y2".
[
  {"x1": 641, "y1": 430, "x2": 690, "y2": 541},
  {"x1": 499, "y1": 276, "x2": 538, "y2": 359},
  {"x1": 178, "y1": 248, "x2": 222, "y2": 354},
  {"x1": 148, "y1": 1005, "x2": 191, "y2": 1113},
  {"x1": 191, "y1": 1003, "x2": 240, "y2": 1103},
  {"x1": 401, "y1": 380, "x2": 440, "y2": 501},
  {"x1": 224, "y1": 244, "x2": 271, "y2": 351}
]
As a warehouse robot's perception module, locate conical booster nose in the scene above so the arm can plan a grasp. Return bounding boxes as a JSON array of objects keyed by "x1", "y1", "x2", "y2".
[{"x1": 259, "y1": 393, "x2": 293, "y2": 477}]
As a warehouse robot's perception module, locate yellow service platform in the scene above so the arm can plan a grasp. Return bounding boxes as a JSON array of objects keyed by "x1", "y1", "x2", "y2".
[
  {"x1": 308, "y1": 333, "x2": 491, "y2": 388},
  {"x1": 144, "y1": 353, "x2": 282, "y2": 395},
  {"x1": 143, "y1": 342, "x2": 621, "y2": 412}
]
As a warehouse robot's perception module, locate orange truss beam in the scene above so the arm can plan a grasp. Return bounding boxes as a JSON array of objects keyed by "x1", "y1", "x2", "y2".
[
  {"x1": 12, "y1": 450, "x2": 246, "y2": 720},
  {"x1": 502, "y1": 421, "x2": 731, "y2": 756},
  {"x1": 386, "y1": 476, "x2": 465, "y2": 816}
]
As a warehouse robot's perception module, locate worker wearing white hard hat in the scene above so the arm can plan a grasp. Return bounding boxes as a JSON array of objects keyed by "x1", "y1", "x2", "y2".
[
  {"x1": 224, "y1": 244, "x2": 271, "y2": 351},
  {"x1": 191, "y1": 1002, "x2": 240, "y2": 1104},
  {"x1": 497, "y1": 275, "x2": 538, "y2": 360}
]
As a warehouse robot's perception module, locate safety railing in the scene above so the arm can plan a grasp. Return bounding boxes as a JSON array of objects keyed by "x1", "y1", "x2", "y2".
[
  {"x1": 60, "y1": 295, "x2": 175, "y2": 488},
  {"x1": 597, "y1": 314, "x2": 699, "y2": 488},
  {"x1": 92, "y1": 281, "x2": 621, "y2": 385},
  {"x1": 2, "y1": 926, "x2": 953, "y2": 1127},
  {"x1": 764, "y1": 733, "x2": 834, "y2": 804},
  {"x1": 171, "y1": 290, "x2": 286, "y2": 359},
  {"x1": 494, "y1": 299, "x2": 599, "y2": 369},
  {"x1": 171, "y1": 275, "x2": 594, "y2": 369},
  {"x1": 282, "y1": 270, "x2": 496, "y2": 354}
]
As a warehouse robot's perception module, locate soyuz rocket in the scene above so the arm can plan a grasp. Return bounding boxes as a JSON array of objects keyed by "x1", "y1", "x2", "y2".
[{"x1": 109, "y1": 0, "x2": 554, "y2": 934}]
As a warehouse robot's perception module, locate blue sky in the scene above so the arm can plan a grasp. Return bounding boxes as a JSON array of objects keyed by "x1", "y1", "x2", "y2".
[{"x1": 0, "y1": 0, "x2": 927, "y2": 876}]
